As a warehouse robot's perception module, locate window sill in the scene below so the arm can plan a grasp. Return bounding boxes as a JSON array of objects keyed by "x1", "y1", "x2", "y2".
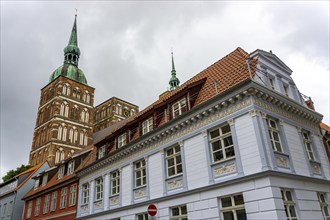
[
  {"x1": 211, "y1": 157, "x2": 235, "y2": 167},
  {"x1": 94, "y1": 199, "x2": 103, "y2": 203},
  {"x1": 166, "y1": 173, "x2": 183, "y2": 181}
]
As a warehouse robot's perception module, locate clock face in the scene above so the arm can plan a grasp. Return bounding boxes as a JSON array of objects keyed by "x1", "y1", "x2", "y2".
[{"x1": 123, "y1": 109, "x2": 130, "y2": 117}]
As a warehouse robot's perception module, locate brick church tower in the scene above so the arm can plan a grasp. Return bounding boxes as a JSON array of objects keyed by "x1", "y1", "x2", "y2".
[{"x1": 29, "y1": 15, "x2": 94, "y2": 167}]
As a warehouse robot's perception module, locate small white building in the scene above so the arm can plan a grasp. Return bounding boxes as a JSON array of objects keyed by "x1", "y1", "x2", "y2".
[{"x1": 76, "y1": 48, "x2": 329, "y2": 220}]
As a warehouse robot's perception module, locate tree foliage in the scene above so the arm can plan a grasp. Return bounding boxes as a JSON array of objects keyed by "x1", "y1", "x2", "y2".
[{"x1": 2, "y1": 164, "x2": 32, "y2": 183}]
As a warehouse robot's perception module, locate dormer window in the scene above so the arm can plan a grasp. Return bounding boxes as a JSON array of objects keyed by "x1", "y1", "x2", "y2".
[
  {"x1": 172, "y1": 98, "x2": 187, "y2": 118},
  {"x1": 58, "y1": 165, "x2": 65, "y2": 179},
  {"x1": 118, "y1": 133, "x2": 126, "y2": 148},
  {"x1": 269, "y1": 77, "x2": 276, "y2": 90},
  {"x1": 98, "y1": 145, "x2": 106, "y2": 159},
  {"x1": 142, "y1": 117, "x2": 153, "y2": 135},
  {"x1": 42, "y1": 174, "x2": 48, "y2": 186},
  {"x1": 34, "y1": 178, "x2": 40, "y2": 190},
  {"x1": 67, "y1": 161, "x2": 75, "y2": 175},
  {"x1": 283, "y1": 84, "x2": 289, "y2": 97}
]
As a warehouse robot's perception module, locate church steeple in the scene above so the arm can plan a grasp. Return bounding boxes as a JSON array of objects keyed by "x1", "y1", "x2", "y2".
[
  {"x1": 169, "y1": 51, "x2": 180, "y2": 90},
  {"x1": 64, "y1": 14, "x2": 80, "y2": 66}
]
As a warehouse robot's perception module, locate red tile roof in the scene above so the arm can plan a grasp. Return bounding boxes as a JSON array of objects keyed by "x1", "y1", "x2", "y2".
[
  {"x1": 16, "y1": 161, "x2": 47, "y2": 190},
  {"x1": 95, "y1": 47, "x2": 257, "y2": 144},
  {"x1": 320, "y1": 122, "x2": 330, "y2": 133}
]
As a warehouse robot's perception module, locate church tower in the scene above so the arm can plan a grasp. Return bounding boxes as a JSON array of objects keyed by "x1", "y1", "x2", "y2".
[
  {"x1": 169, "y1": 51, "x2": 180, "y2": 90},
  {"x1": 29, "y1": 15, "x2": 95, "y2": 167}
]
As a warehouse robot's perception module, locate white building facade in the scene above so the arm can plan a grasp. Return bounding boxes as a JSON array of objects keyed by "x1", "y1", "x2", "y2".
[{"x1": 76, "y1": 48, "x2": 329, "y2": 220}]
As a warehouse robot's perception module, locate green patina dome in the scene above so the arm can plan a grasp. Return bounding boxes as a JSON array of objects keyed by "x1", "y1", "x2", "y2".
[
  {"x1": 49, "y1": 15, "x2": 88, "y2": 85},
  {"x1": 49, "y1": 64, "x2": 87, "y2": 84}
]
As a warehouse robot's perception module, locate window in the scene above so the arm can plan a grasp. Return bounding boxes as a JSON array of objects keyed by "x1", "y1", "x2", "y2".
[
  {"x1": 7, "y1": 201, "x2": 13, "y2": 216},
  {"x1": 58, "y1": 165, "x2": 65, "y2": 179},
  {"x1": 82, "y1": 183, "x2": 89, "y2": 205},
  {"x1": 142, "y1": 117, "x2": 153, "y2": 135},
  {"x1": 69, "y1": 185, "x2": 77, "y2": 206},
  {"x1": 171, "y1": 205, "x2": 187, "y2": 220},
  {"x1": 135, "y1": 159, "x2": 146, "y2": 188},
  {"x1": 266, "y1": 118, "x2": 283, "y2": 153},
  {"x1": 60, "y1": 187, "x2": 68, "y2": 209},
  {"x1": 172, "y1": 98, "x2": 187, "y2": 118},
  {"x1": 111, "y1": 170, "x2": 120, "y2": 195},
  {"x1": 136, "y1": 213, "x2": 148, "y2": 220},
  {"x1": 269, "y1": 77, "x2": 276, "y2": 90},
  {"x1": 27, "y1": 201, "x2": 32, "y2": 218},
  {"x1": 50, "y1": 191, "x2": 57, "y2": 211},
  {"x1": 34, "y1": 178, "x2": 40, "y2": 190},
  {"x1": 98, "y1": 145, "x2": 106, "y2": 159},
  {"x1": 283, "y1": 84, "x2": 289, "y2": 97},
  {"x1": 118, "y1": 133, "x2": 126, "y2": 148},
  {"x1": 317, "y1": 192, "x2": 330, "y2": 220},
  {"x1": 55, "y1": 150, "x2": 60, "y2": 163},
  {"x1": 302, "y1": 131, "x2": 315, "y2": 161},
  {"x1": 35, "y1": 197, "x2": 41, "y2": 216},
  {"x1": 95, "y1": 177, "x2": 103, "y2": 201},
  {"x1": 220, "y1": 194, "x2": 246, "y2": 220},
  {"x1": 281, "y1": 189, "x2": 298, "y2": 220},
  {"x1": 67, "y1": 160, "x2": 75, "y2": 175},
  {"x1": 2, "y1": 203, "x2": 6, "y2": 217},
  {"x1": 209, "y1": 124, "x2": 234, "y2": 163},
  {"x1": 166, "y1": 145, "x2": 182, "y2": 177},
  {"x1": 43, "y1": 194, "x2": 50, "y2": 214},
  {"x1": 42, "y1": 174, "x2": 48, "y2": 186}
]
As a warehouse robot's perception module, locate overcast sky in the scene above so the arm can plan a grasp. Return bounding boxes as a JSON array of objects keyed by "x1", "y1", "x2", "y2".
[{"x1": 1, "y1": 1, "x2": 329, "y2": 180}]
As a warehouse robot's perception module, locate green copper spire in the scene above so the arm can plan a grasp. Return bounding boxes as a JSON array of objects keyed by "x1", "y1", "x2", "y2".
[
  {"x1": 169, "y1": 51, "x2": 180, "y2": 90},
  {"x1": 49, "y1": 15, "x2": 87, "y2": 85},
  {"x1": 64, "y1": 14, "x2": 80, "y2": 66}
]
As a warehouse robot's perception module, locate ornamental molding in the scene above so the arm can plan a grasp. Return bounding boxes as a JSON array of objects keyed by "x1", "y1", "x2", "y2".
[{"x1": 77, "y1": 91, "x2": 253, "y2": 177}]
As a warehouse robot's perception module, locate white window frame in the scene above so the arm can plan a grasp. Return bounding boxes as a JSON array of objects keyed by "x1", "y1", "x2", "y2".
[
  {"x1": 98, "y1": 145, "x2": 106, "y2": 159},
  {"x1": 67, "y1": 160, "x2": 75, "y2": 175},
  {"x1": 165, "y1": 145, "x2": 182, "y2": 178},
  {"x1": 209, "y1": 124, "x2": 235, "y2": 163},
  {"x1": 220, "y1": 194, "x2": 246, "y2": 220},
  {"x1": 42, "y1": 174, "x2": 48, "y2": 186},
  {"x1": 82, "y1": 183, "x2": 89, "y2": 205},
  {"x1": 34, "y1": 178, "x2": 40, "y2": 190},
  {"x1": 58, "y1": 165, "x2": 65, "y2": 179},
  {"x1": 111, "y1": 170, "x2": 120, "y2": 196},
  {"x1": 134, "y1": 159, "x2": 146, "y2": 188},
  {"x1": 43, "y1": 194, "x2": 50, "y2": 214},
  {"x1": 95, "y1": 177, "x2": 103, "y2": 201},
  {"x1": 266, "y1": 118, "x2": 283, "y2": 153},
  {"x1": 60, "y1": 187, "x2": 68, "y2": 209},
  {"x1": 172, "y1": 98, "x2": 187, "y2": 118},
  {"x1": 136, "y1": 213, "x2": 148, "y2": 220},
  {"x1": 34, "y1": 197, "x2": 41, "y2": 216},
  {"x1": 317, "y1": 192, "x2": 330, "y2": 220},
  {"x1": 27, "y1": 201, "x2": 32, "y2": 218},
  {"x1": 281, "y1": 189, "x2": 298, "y2": 220},
  {"x1": 69, "y1": 185, "x2": 77, "y2": 206},
  {"x1": 118, "y1": 133, "x2": 126, "y2": 148},
  {"x1": 50, "y1": 191, "x2": 57, "y2": 211},
  {"x1": 170, "y1": 204, "x2": 188, "y2": 220},
  {"x1": 142, "y1": 117, "x2": 153, "y2": 135},
  {"x1": 302, "y1": 131, "x2": 316, "y2": 161}
]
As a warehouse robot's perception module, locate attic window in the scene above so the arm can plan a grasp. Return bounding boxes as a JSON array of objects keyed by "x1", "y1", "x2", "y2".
[
  {"x1": 34, "y1": 178, "x2": 40, "y2": 190},
  {"x1": 98, "y1": 145, "x2": 106, "y2": 159},
  {"x1": 42, "y1": 174, "x2": 48, "y2": 186},
  {"x1": 118, "y1": 133, "x2": 126, "y2": 148},
  {"x1": 58, "y1": 165, "x2": 65, "y2": 179},
  {"x1": 67, "y1": 161, "x2": 75, "y2": 175},
  {"x1": 142, "y1": 117, "x2": 153, "y2": 135},
  {"x1": 172, "y1": 98, "x2": 187, "y2": 119},
  {"x1": 269, "y1": 77, "x2": 276, "y2": 90}
]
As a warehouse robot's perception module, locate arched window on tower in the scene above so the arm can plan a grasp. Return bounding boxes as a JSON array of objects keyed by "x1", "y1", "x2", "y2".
[
  {"x1": 81, "y1": 108, "x2": 89, "y2": 123},
  {"x1": 60, "y1": 150, "x2": 65, "y2": 161},
  {"x1": 62, "y1": 126, "x2": 67, "y2": 141},
  {"x1": 80, "y1": 132, "x2": 84, "y2": 146},
  {"x1": 57, "y1": 126, "x2": 63, "y2": 140},
  {"x1": 60, "y1": 103, "x2": 65, "y2": 116},
  {"x1": 69, "y1": 128, "x2": 74, "y2": 143},
  {"x1": 74, "y1": 129, "x2": 78, "y2": 144},
  {"x1": 62, "y1": 84, "x2": 67, "y2": 95},
  {"x1": 55, "y1": 149, "x2": 60, "y2": 163}
]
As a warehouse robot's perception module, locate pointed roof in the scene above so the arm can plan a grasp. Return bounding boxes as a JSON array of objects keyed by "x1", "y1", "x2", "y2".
[
  {"x1": 49, "y1": 15, "x2": 88, "y2": 84},
  {"x1": 169, "y1": 51, "x2": 180, "y2": 90}
]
